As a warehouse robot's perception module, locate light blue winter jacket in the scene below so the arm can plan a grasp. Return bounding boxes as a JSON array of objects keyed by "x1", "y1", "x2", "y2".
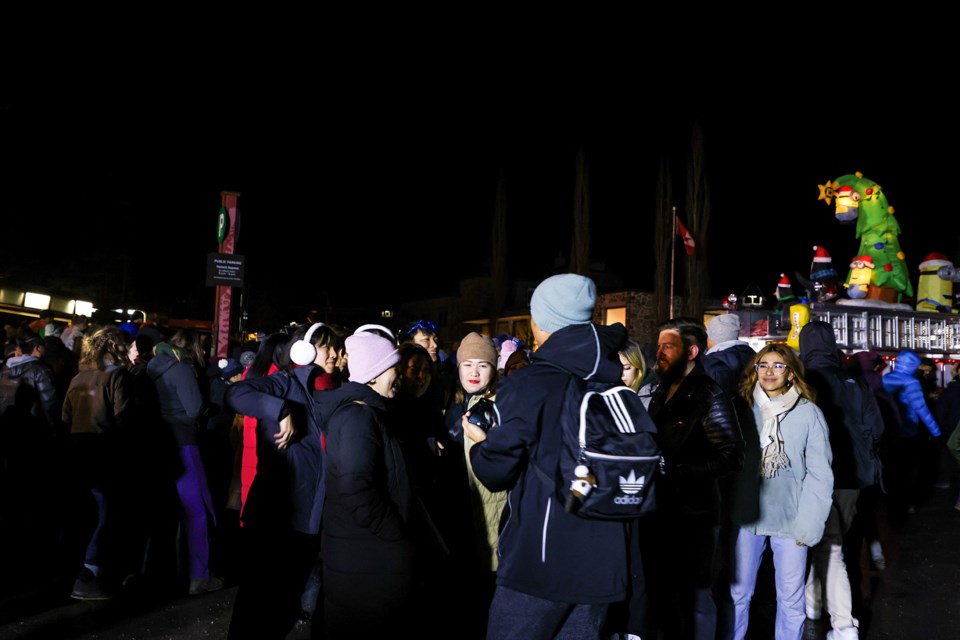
[
  {"x1": 729, "y1": 396, "x2": 834, "y2": 546},
  {"x1": 881, "y1": 350, "x2": 941, "y2": 438}
]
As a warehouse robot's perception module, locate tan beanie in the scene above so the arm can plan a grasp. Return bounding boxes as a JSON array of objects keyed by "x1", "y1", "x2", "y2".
[{"x1": 457, "y1": 332, "x2": 497, "y2": 365}]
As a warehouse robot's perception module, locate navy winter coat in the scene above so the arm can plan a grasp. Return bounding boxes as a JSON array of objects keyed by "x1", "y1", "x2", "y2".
[
  {"x1": 146, "y1": 354, "x2": 204, "y2": 446},
  {"x1": 225, "y1": 365, "x2": 325, "y2": 534},
  {"x1": 469, "y1": 322, "x2": 632, "y2": 604},
  {"x1": 702, "y1": 341, "x2": 757, "y2": 399}
]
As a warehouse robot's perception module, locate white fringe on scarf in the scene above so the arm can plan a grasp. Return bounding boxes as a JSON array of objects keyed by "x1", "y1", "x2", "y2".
[{"x1": 753, "y1": 382, "x2": 801, "y2": 479}]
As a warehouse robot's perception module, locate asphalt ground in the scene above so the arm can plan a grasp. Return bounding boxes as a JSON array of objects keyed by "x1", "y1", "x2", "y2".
[{"x1": 1, "y1": 487, "x2": 957, "y2": 639}]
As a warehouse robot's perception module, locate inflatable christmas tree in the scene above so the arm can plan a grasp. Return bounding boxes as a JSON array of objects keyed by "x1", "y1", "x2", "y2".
[{"x1": 818, "y1": 172, "x2": 913, "y2": 302}]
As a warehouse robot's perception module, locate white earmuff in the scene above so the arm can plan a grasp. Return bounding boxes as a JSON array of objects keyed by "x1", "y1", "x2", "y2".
[{"x1": 290, "y1": 322, "x2": 325, "y2": 366}]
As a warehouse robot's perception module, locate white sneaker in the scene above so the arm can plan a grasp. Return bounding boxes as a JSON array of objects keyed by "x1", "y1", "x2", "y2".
[
  {"x1": 870, "y1": 540, "x2": 886, "y2": 570},
  {"x1": 826, "y1": 625, "x2": 859, "y2": 640}
]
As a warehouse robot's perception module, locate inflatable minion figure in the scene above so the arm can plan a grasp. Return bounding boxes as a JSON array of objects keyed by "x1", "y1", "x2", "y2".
[
  {"x1": 845, "y1": 255, "x2": 874, "y2": 299},
  {"x1": 916, "y1": 253, "x2": 956, "y2": 313}
]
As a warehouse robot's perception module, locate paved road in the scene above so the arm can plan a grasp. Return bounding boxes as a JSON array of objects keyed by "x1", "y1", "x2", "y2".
[{"x1": 1, "y1": 488, "x2": 957, "y2": 639}]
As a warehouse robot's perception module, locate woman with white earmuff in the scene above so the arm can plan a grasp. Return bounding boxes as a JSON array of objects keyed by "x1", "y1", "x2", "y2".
[{"x1": 224, "y1": 323, "x2": 328, "y2": 640}]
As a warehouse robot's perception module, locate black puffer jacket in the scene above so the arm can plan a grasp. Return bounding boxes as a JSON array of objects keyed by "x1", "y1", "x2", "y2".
[
  {"x1": 647, "y1": 363, "x2": 743, "y2": 519},
  {"x1": 1, "y1": 355, "x2": 58, "y2": 429}
]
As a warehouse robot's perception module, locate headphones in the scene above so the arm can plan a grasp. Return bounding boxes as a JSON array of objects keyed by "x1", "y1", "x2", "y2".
[{"x1": 290, "y1": 322, "x2": 325, "y2": 366}]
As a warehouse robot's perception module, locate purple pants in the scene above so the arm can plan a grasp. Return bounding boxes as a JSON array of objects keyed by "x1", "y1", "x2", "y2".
[{"x1": 175, "y1": 445, "x2": 216, "y2": 581}]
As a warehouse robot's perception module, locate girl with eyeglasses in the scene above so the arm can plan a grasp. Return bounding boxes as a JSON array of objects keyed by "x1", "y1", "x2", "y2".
[{"x1": 726, "y1": 344, "x2": 834, "y2": 640}]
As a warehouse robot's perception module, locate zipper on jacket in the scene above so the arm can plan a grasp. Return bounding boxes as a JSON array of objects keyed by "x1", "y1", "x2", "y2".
[{"x1": 540, "y1": 497, "x2": 551, "y2": 563}]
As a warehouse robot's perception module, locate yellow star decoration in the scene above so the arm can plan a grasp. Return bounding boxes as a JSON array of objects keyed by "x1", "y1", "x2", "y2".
[{"x1": 818, "y1": 180, "x2": 840, "y2": 205}]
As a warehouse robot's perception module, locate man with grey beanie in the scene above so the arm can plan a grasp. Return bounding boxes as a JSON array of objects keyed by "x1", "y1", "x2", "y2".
[
  {"x1": 702, "y1": 313, "x2": 757, "y2": 399},
  {"x1": 465, "y1": 273, "x2": 635, "y2": 639}
]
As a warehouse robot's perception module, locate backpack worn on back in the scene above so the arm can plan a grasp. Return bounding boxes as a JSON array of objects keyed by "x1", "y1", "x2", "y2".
[{"x1": 535, "y1": 362, "x2": 663, "y2": 521}]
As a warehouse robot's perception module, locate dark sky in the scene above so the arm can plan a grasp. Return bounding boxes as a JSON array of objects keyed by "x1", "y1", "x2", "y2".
[{"x1": 4, "y1": 68, "x2": 958, "y2": 328}]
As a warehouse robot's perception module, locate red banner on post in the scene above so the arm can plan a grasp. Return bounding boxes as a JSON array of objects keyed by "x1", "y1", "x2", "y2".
[{"x1": 215, "y1": 192, "x2": 241, "y2": 358}]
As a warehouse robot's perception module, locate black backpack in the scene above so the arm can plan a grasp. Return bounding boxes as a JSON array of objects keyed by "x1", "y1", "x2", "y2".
[{"x1": 534, "y1": 362, "x2": 663, "y2": 521}]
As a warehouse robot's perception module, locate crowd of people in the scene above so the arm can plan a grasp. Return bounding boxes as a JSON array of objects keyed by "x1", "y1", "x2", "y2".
[{"x1": 1, "y1": 276, "x2": 957, "y2": 640}]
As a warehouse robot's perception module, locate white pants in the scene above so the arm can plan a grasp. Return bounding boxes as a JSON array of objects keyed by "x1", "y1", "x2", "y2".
[{"x1": 805, "y1": 489, "x2": 860, "y2": 637}]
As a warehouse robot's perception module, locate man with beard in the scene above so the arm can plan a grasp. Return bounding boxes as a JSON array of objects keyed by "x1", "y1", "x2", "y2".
[{"x1": 643, "y1": 317, "x2": 744, "y2": 640}]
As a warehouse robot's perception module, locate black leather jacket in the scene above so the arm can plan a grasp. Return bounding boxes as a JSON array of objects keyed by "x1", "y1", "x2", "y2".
[{"x1": 647, "y1": 363, "x2": 744, "y2": 519}]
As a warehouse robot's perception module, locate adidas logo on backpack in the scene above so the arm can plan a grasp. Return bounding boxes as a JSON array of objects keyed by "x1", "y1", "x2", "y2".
[{"x1": 536, "y1": 362, "x2": 663, "y2": 521}]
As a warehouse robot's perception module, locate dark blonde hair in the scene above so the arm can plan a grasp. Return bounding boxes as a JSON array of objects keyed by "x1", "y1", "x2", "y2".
[
  {"x1": 79, "y1": 326, "x2": 129, "y2": 371},
  {"x1": 739, "y1": 343, "x2": 816, "y2": 406},
  {"x1": 618, "y1": 339, "x2": 646, "y2": 392}
]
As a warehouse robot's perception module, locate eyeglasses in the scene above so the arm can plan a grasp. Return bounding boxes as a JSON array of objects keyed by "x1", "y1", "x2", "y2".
[
  {"x1": 405, "y1": 319, "x2": 437, "y2": 336},
  {"x1": 755, "y1": 362, "x2": 788, "y2": 375}
]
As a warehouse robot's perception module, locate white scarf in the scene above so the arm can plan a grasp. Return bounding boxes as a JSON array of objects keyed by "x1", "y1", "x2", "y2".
[{"x1": 753, "y1": 382, "x2": 801, "y2": 479}]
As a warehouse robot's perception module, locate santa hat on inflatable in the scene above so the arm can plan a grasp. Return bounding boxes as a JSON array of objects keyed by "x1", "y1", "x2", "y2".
[
  {"x1": 775, "y1": 273, "x2": 796, "y2": 302},
  {"x1": 810, "y1": 245, "x2": 838, "y2": 281},
  {"x1": 919, "y1": 252, "x2": 952, "y2": 273}
]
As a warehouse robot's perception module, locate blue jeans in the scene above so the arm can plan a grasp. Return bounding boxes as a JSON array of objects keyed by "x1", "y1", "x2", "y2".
[
  {"x1": 485, "y1": 585, "x2": 608, "y2": 640},
  {"x1": 729, "y1": 529, "x2": 808, "y2": 640}
]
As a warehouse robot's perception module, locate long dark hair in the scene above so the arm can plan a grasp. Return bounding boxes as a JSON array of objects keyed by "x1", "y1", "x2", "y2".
[
  {"x1": 248, "y1": 333, "x2": 293, "y2": 379},
  {"x1": 169, "y1": 329, "x2": 205, "y2": 368}
]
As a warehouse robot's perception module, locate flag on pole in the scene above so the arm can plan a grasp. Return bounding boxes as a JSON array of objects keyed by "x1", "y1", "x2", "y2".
[{"x1": 676, "y1": 216, "x2": 696, "y2": 256}]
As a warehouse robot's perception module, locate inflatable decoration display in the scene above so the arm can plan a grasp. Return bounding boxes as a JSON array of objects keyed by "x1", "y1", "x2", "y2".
[
  {"x1": 818, "y1": 172, "x2": 913, "y2": 302},
  {"x1": 786, "y1": 299, "x2": 811, "y2": 351},
  {"x1": 846, "y1": 255, "x2": 875, "y2": 299},
  {"x1": 795, "y1": 245, "x2": 840, "y2": 303}
]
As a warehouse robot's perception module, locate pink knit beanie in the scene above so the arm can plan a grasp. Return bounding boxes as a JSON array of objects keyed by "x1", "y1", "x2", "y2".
[{"x1": 346, "y1": 333, "x2": 400, "y2": 384}]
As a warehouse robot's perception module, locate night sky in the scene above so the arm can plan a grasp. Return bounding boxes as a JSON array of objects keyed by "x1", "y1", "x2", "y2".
[{"x1": 4, "y1": 67, "x2": 957, "y2": 330}]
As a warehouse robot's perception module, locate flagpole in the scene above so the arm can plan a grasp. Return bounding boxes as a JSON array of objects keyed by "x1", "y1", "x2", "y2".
[{"x1": 670, "y1": 206, "x2": 676, "y2": 319}]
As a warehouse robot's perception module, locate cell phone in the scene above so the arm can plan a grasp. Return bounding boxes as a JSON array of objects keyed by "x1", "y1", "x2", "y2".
[{"x1": 467, "y1": 398, "x2": 495, "y2": 432}]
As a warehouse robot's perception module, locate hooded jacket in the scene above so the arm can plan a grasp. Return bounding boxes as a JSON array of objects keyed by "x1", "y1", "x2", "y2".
[
  {"x1": 702, "y1": 340, "x2": 757, "y2": 399},
  {"x1": 882, "y1": 350, "x2": 941, "y2": 438},
  {"x1": 146, "y1": 353, "x2": 205, "y2": 446},
  {"x1": 469, "y1": 322, "x2": 632, "y2": 604},
  {"x1": 799, "y1": 321, "x2": 884, "y2": 488}
]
